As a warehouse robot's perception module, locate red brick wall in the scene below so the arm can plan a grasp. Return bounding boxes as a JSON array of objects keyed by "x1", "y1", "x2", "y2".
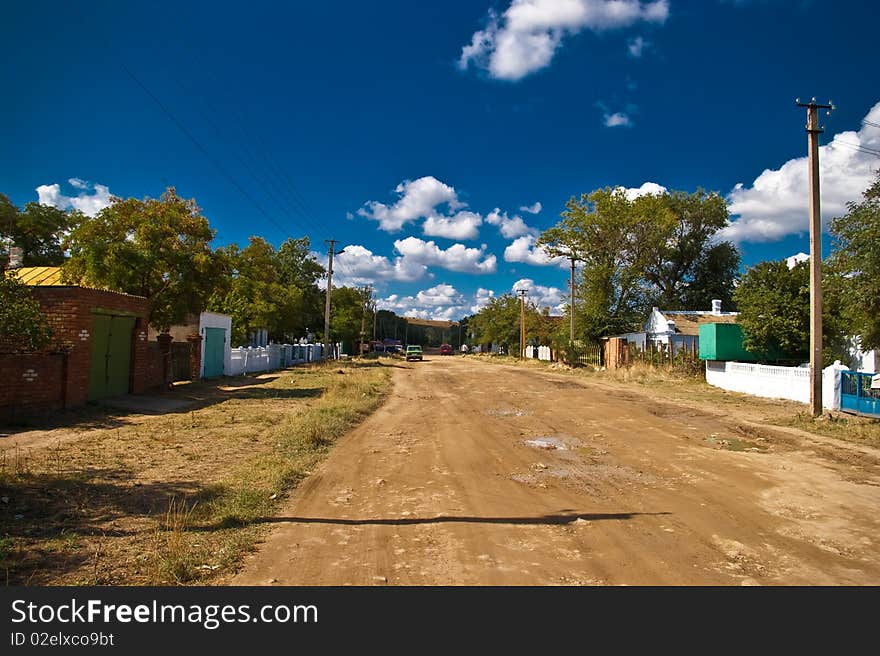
[
  {"x1": 0, "y1": 353, "x2": 66, "y2": 421},
  {"x1": 0, "y1": 286, "x2": 158, "y2": 420}
]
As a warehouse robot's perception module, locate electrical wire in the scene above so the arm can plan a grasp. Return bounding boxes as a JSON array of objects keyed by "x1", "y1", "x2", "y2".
[{"x1": 122, "y1": 65, "x2": 299, "y2": 241}]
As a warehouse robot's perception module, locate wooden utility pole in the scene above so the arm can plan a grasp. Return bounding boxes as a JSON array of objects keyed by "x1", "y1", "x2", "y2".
[
  {"x1": 797, "y1": 98, "x2": 834, "y2": 417},
  {"x1": 569, "y1": 256, "x2": 576, "y2": 345},
  {"x1": 323, "y1": 240, "x2": 341, "y2": 359},
  {"x1": 516, "y1": 288, "x2": 528, "y2": 359}
]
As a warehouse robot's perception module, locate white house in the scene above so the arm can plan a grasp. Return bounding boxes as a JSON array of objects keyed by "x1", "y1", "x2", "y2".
[
  {"x1": 616, "y1": 299, "x2": 738, "y2": 355},
  {"x1": 847, "y1": 336, "x2": 879, "y2": 373}
]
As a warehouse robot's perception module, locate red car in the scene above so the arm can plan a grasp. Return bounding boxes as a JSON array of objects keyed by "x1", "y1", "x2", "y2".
[{"x1": 439, "y1": 343, "x2": 453, "y2": 355}]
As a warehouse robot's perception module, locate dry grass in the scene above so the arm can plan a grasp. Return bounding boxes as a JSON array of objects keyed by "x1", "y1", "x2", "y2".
[{"x1": 0, "y1": 359, "x2": 392, "y2": 585}]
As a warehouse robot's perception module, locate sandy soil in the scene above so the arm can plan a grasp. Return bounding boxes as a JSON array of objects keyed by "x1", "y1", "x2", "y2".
[{"x1": 229, "y1": 356, "x2": 880, "y2": 586}]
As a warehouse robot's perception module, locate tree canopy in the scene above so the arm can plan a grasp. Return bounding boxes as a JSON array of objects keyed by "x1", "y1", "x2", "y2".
[
  {"x1": 63, "y1": 188, "x2": 222, "y2": 331},
  {"x1": 537, "y1": 187, "x2": 740, "y2": 342},
  {"x1": 829, "y1": 170, "x2": 880, "y2": 350},
  {"x1": 207, "y1": 236, "x2": 325, "y2": 345},
  {"x1": 0, "y1": 193, "x2": 82, "y2": 267},
  {"x1": 0, "y1": 274, "x2": 53, "y2": 353},
  {"x1": 733, "y1": 259, "x2": 846, "y2": 364}
]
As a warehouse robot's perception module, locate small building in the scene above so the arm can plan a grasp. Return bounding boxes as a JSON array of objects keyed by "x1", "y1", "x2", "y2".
[
  {"x1": 148, "y1": 311, "x2": 233, "y2": 378},
  {"x1": 615, "y1": 299, "x2": 739, "y2": 355},
  {"x1": 2, "y1": 267, "x2": 165, "y2": 419}
]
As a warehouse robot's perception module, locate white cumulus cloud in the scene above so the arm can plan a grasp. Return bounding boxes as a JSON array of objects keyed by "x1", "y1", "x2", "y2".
[
  {"x1": 785, "y1": 252, "x2": 810, "y2": 269},
  {"x1": 378, "y1": 283, "x2": 471, "y2": 321},
  {"x1": 722, "y1": 100, "x2": 880, "y2": 242},
  {"x1": 603, "y1": 112, "x2": 633, "y2": 128},
  {"x1": 36, "y1": 180, "x2": 112, "y2": 217},
  {"x1": 627, "y1": 35, "x2": 648, "y2": 57},
  {"x1": 520, "y1": 201, "x2": 543, "y2": 214},
  {"x1": 470, "y1": 287, "x2": 496, "y2": 314},
  {"x1": 512, "y1": 278, "x2": 566, "y2": 314},
  {"x1": 422, "y1": 210, "x2": 483, "y2": 240},
  {"x1": 394, "y1": 237, "x2": 497, "y2": 275},
  {"x1": 357, "y1": 176, "x2": 463, "y2": 232},
  {"x1": 619, "y1": 181, "x2": 668, "y2": 200},
  {"x1": 459, "y1": 0, "x2": 670, "y2": 81},
  {"x1": 504, "y1": 234, "x2": 566, "y2": 267},
  {"x1": 485, "y1": 208, "x2": 538, "y2": 239}
]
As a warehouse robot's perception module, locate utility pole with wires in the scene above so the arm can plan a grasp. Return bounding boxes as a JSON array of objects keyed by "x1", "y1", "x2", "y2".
[
  {"x1": 516, "y1": 288, "x2": 528, "y2": 360},
  {"x1": 569, "y1": 255, "x2": 578, "y2": 345},
  {"x1": 797, "y1": 97, "x2": 834, "y2": 417},
  {"x1": 323, "y1": 239, "x2": 343, "y2": 359}
]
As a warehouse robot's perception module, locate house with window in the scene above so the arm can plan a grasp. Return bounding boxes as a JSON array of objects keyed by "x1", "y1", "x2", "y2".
[{"x1": 614, "y1": 299, "x2": 739, "y2": 356}]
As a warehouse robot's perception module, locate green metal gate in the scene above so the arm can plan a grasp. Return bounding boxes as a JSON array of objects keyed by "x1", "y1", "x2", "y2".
[
  {"x1": 88, "y1": 314, "x2": 135, "y2": 400},
  {"x1": 203, "y1": 327, "x2": 226, "y2": 378}
]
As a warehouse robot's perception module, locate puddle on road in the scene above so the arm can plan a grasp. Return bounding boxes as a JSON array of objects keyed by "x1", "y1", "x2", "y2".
[{"x1": 704, "y1": 435, "x2": 768, "y2": 453}]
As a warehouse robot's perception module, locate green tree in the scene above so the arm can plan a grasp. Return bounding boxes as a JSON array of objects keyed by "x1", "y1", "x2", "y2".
[
  {"x1": 643, "y1": 190, "x2": 740, "y2": 310},
  {"x1": 829, "y1": 171, "x2": 880, "y2": 349},
  {"x1": 0, "y1": 274, "x2": 53, "y2": 352},
  {"x1": 276, "y1": 237, "x2": 325, "y2": 337},
  {"x1": 63, "y1": 188, "x2": 222, "y2": 331},
  {"x1": 329, "y1": 286, "x2": 371, "y2": 354},
  {"x1": 0, "y1": 194, "x2": 82, "y2": 267},
  {"x1": 539, "y1": 187, "x2": 671, "y2": 341},
  {"x1": 683, "y1": 241, "x2": 741, "y2": 311},
  {"x1": 0, "y1": 193, "x2": 16, "y2": 266},
  {"x1": 209, "y1": 238, "x2": 300, "y2": 345},
  {"x1": 468, "y1": 294, "x2": 544, "y2": 353},
  {"x1": 15, "y1": 203, "x2": 82, "y2": 267},
  {"x1": 733, "y1": 259, "x2": 846, "y2": 364}
]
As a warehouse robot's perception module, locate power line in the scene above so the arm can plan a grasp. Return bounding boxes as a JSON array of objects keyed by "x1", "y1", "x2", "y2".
[
  {"x1": 834, "y1": 140, "x2": 880, "y2": 158},
  {"x1": 140, "y1": 7, "x2": 332, "y2": 243},
  {"x1": 122, "y1": 65, "x2": 297, "y2": 241},
  {"x1": 163, "y1": 74, "x2": 322, "y2": 240}
]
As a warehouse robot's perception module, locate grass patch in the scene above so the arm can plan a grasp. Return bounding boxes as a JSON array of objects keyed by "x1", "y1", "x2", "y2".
[
  {"x1": 776, "y1": 411, "x2": 880, "y2": 449},
  {"x1": 0, "y1": 360, "x2": 392, "y2": 585}
]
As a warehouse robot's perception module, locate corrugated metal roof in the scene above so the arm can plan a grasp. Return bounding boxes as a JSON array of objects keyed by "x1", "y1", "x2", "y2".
[
  {"x1": 663, "y1": 312, "x2": 739, "y2": 336},
  {"x1": 7, "y1": 266, "x2": 64, "y2": 285},
  {"x1": 6, "y1": 266, "x2": 148, "y2": 300},
  {"x1": 403, "y1": 317, "x2": 459, "y2": 328}
]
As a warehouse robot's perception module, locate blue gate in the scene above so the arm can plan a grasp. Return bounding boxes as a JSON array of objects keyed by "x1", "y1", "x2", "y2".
[{"x1": 840, "y1": 372, "x2": 880, "y2": 418}]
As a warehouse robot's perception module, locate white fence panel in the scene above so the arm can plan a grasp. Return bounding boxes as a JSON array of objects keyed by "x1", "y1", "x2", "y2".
[{"x1": 705, "y1": 360, "x2": 846, "y2": 410}]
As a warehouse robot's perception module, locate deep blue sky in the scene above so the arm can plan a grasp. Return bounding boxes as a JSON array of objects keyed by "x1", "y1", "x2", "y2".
[{"x1": 3, "y1": 1, "x2": 878, "y2": 318}]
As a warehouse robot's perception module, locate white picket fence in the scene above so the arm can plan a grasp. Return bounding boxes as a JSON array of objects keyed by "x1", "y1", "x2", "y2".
[
  {"x1": 522, "y1": 345, "x2": 553, "y2": 361},
  {"x1": 705, "y1": 360, "x2": 848, "y2": 410},
  {"x1": 228, "y1": 343, "x2": 330, "y2": 376}
]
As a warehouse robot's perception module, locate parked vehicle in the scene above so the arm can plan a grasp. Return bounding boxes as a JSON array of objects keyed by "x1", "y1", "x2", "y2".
[
  {"x1": 405, "y1": 345, "x2": 423, "y2": 361},
  {"x1": 439, "y1": 343, "x2": 453, "y2": 355}
]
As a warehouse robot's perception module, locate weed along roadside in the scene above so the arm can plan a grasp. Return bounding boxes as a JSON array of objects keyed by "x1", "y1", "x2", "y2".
[{"x1": 0, "y1": 360, "x2": 392, "y2": 585}]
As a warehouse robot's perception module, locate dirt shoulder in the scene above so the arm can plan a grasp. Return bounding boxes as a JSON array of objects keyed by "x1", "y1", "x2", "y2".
[
  {"x1": 0, "y1": 360, "x2": 393, "y2": 585},
  {"x1": 230, "y1": 356, "x2": 880, "y2": 585}
]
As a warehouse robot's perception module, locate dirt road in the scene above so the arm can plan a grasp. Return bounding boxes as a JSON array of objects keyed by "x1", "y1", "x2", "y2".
[{"x1": 231, "y1": 357, "x2": 880, "y2": 585}]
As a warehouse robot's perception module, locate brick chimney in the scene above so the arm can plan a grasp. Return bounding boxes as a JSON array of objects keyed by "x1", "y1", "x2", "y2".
[{"x1": 7, "y1": 246, "x2": 23, "y2": 269}]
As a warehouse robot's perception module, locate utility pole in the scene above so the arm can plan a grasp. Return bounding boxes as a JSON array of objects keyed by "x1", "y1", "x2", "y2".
[
  {"x1": 797, "y1": 98, "x2": 834, "y2": 417},
  {"x1": 358, "y1": 285, "x2": 368, "y2": 357},
  {"x1": 323, "y1": 239, "x2": 342, "y2": 359},
  {"x1": 516, "y1": 288, "x2": 528, "y2": 359},
  {"x1": 569, "y1": 256, "x2": 576, "y2": 345}
]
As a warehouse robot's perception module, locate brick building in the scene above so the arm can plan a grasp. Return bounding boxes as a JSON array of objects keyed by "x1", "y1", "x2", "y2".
[{"x1": 1, "y1": 267, "x2": 172, "y2": 420}]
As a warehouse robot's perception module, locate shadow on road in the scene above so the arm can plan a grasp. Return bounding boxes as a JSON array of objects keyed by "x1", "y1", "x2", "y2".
[{"x1": 216, "y1": 511, "x2": 670, "y2": 528}]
